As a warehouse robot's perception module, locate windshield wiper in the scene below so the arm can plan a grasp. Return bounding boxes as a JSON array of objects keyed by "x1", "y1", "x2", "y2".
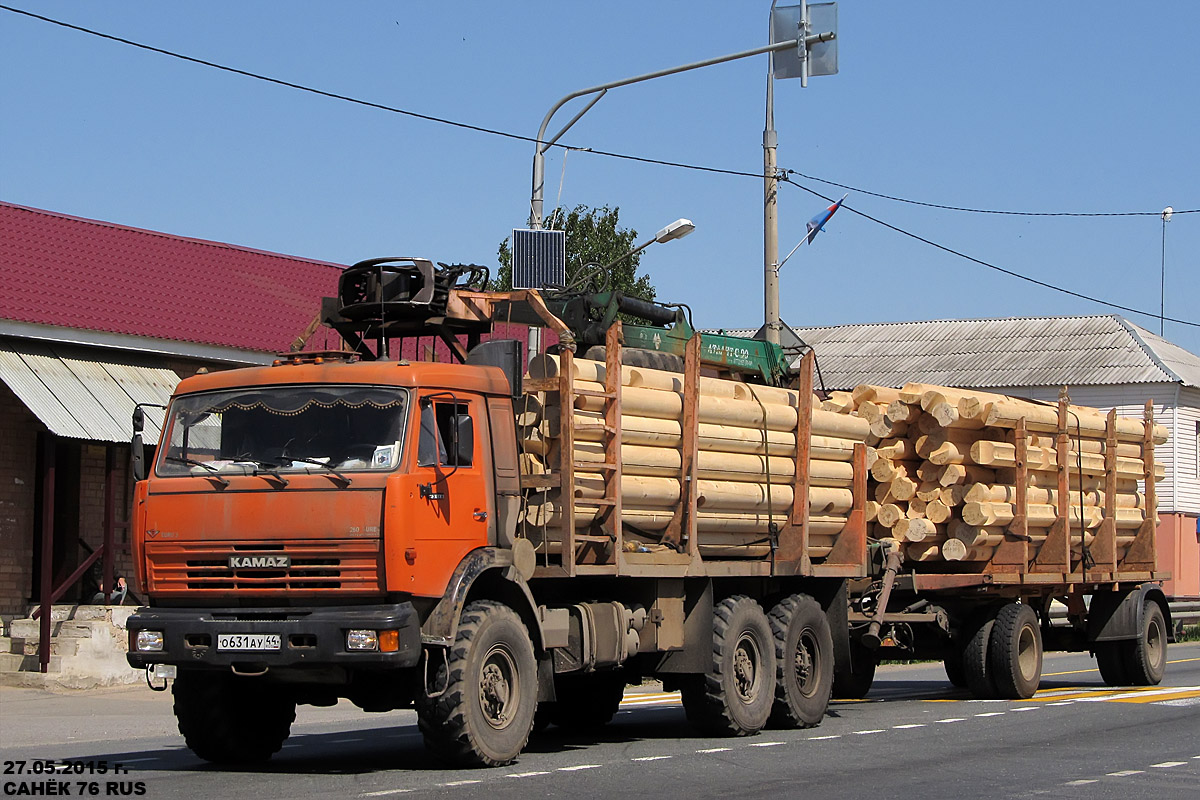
[
  {"x1": 284, "y1": 456, "x2": 353, "y2": 486},
  {"x1": 164, "y1": 456, "x2": 230, "y2": 488},
  {"x1": 231, "y1": 456, "x2": 290, "y2": 487}
]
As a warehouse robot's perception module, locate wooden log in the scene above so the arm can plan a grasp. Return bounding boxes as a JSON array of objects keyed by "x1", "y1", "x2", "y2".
[
  {"x1": 925, "y1": 499, "x2": 953, "y2": 524},
  {"x1": 876, "y1": 503, "x2": 905, "y2": 528},
  {"x1": 886, "y1": 401, "x2": 923, "y2": 424},
  {"x1": 980, "y1": 398, "x2": 1167, "y2": 444},
  {"x1": 890, "y1": 475, "x2": 918, "y2": 501},
  {"x1": 875, "y1": 437, "x2": 919, "y2": 461},
  {"x1": 564, "y1": 441, "x2": 854, "y2": 486},
  {"x1": 969, "y1": 440, "x2": 1163, "y2": 481},
  {"x1": 961, "y1": 501, "x2": 1104, "y2": 528},
  {"x1": 852, "y1": 385, "x2": 904, "y2": 406},
  {"x1": 894, "y1": 517, "x2": 939, "y2": 542}
]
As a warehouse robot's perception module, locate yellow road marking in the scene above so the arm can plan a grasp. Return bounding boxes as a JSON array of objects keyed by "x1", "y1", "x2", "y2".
[{"x1": 1108, "y1": 689, "x2": 1200, "y2": 704}]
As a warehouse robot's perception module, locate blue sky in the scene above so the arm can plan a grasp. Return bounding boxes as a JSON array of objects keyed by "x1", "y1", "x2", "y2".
[{"x1": 2, "y1": 1, "x2": 1197, "y2": 354}]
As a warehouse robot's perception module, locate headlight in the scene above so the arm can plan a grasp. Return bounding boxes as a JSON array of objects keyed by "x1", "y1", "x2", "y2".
[
  {"x1": 136, "y1": 630, "x2": 165, "y2": 652},
  {"x1": 346, "y1": 629, "x2": 379, "y2": 651}
]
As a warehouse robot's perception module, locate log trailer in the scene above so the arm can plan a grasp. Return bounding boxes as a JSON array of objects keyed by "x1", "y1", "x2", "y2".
[{"x1": 125, "y1": 258, "x2": 1172, "y2": 767}]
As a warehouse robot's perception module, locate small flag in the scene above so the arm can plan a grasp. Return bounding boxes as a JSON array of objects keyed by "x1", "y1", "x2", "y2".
[{"x1": 804, "y1": 194, "x2": 847, "y2": 245}]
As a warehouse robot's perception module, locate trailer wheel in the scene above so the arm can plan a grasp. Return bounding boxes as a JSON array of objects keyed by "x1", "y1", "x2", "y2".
[
  {"x1": 681, "y1": 595, "x2": 776, "y2": 736},
  {"x1": 831, "y1": 640, "x2": 877, "y2": 699},
  {"x1": 416, "y1": 600, "x2": 537, "y2": 766},
  {"x1": 767, "y1": 595, "x2": 833, "y2": 728},
  {"x1": 173, "y1": 672, "x2": 295, "y2": 764},
  {"x1": 963, "y1": 611, "x2": 998, "y2": 699},
  {"x1": 1095, "y1": 643, "x2": 1131, "y2": 685},
  {"x1": 1123, "y1": 600, "x2": 1167, "y2": 685},
  {"x1": 988, "y1": 603, "x2": 1043, "y2": 699},
  {"x1": 545, "y1": 671, "x2": 627, "y2": 730},
  {"x1": 943, "y1": 652, "x2": 966, "y2": 688}
]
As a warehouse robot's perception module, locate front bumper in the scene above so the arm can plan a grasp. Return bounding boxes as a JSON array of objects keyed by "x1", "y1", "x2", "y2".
[{"x1": 126, "y1": 603, "x2": 422, "y2": 670}]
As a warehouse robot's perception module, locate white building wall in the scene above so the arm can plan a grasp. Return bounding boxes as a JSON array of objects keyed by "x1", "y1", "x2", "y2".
[{"x1": 982, "y1": 383, "x2": 1197, "y2": 514}]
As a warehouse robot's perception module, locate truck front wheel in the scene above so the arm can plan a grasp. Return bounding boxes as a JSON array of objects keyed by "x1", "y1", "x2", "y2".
[
  {"x1": 681, "y1": 595, "x2": 776, "y2": 736},
  {"x1": 416, "y1": 600, "x2": 537, "y2": 767},
  {"x1": 1123, "y1": 600, "x2": 1167, "y2": 685},
  {"x1": 988, "y1": 603, "x2": 1043, "y2": 699},
  {"x1": 173, "y1": 672, "x2": 296, "y2": 764}
]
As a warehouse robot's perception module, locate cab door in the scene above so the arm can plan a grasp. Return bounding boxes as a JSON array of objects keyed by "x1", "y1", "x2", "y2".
[{"x1": 385, "y1": 393, "x2": 492, "y2": 597}]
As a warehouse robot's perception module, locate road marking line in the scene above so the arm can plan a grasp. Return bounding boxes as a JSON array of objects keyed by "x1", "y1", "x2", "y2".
[
  {"x1": 696, "y1": 747, "x2": 731, "y2": 753},
  {"x1": 441, "y1": 781, "x2": 480, "y2": 787},
  {"x1": 1011, "y1": 707, "x2": 1039, "y2": 711},
  {"x1": 807, "y1": 735, "x2": 840, "y2": 740},
  {"x1": 1047, "y1": 701, "x2": 1075, "y2": 706},
  {"x1": 974, "y1": 712, "x2": 1005, "y2": 717},
  {"x1": 852, "y1": 730, "x2": 885, "y2": 735},
  {"x1": 632, "y1": 756, "x2": 673, "y2": 761},
  {"x1": 506, "y1": 772, "x2": 549, "y2": 778},
  {"x1": 1077, "y1": 686, "x2": 1200, "y2": 703},
  {"x1": 620, "y1": 693, "x2": 680, "y2": 706},
  {"x1": 893, "y1": 724, "x2": 926, "y2": 729},
  {"x1": 1150, "y1": 761, "x2": 1187, "y2": 768},
  {"x1": 1166, "y1": 657, "x2": 1200, "y2": 664},
  {"x1": 1064, "y1": 779, "x2": 1097, "y2": 786},
  {"x1": 1042, "y1": 667, "x2": 1098, "y2": 676},
  {"x1": 750, "y1": 741, "x2": 787, "y2": 747},
  {"x1": 935, "y1": 718, "x2": 965, "y2": 723},
  {"x1": 361, "y1": 790, "x2": 414, "y2": 797},
  {"x1": 559, "y1": 764, "x2": 602, "y2": 771},
  {"x1": 1106, "y1": 770, "x2": 1144, "y2": 777}
]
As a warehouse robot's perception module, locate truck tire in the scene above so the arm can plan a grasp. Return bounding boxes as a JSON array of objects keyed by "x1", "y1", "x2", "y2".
[
  {"x1": 1095, "y1": 643, "x2": 1131, "y2": 685},
  {"x1": 768, "y1": 595, "x2": 833, "y2": 728},
  {"x1": 831, "y1": 641, "x2": 876, "y2": 699},
  {"x1": 681, "y1": 595, "x2": 776, "y2": 736},
  {"x1": 416, "y1": 600, "x2": 537, "y2": 766},
  {"x1": 963, "y1": 612, "x2": 998, "y2": 699},
  {"x1": 943, "y1": 652, "x2": 966, "y2": 688},
  {"x1": 173, "y1": 672, "x2": 295, "y2": 764},
  {"x1": 545, "y1": 670, "x2": 627, "y2": 730},
  {"x1": 1122, "y1": 600, "x2": 1167, "y2": 686},
  {"x1": 988, "y1": 603, "x2": 1043, "y2": 699}
]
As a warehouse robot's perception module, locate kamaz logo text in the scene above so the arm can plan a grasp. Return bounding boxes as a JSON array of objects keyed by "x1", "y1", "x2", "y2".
[{"x1": 229, "y1": 555, "x2": 291, "y2": 569}]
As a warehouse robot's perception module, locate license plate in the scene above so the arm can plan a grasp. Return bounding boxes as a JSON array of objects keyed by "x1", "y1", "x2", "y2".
[{"x1": 217, "y1": 633, "x2": 281, "y2": 651}]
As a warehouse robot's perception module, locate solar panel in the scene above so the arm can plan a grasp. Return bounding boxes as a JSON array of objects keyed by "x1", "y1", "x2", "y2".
[{"x1": 512, "y1": 228, "x2": 566, "y2": 290}]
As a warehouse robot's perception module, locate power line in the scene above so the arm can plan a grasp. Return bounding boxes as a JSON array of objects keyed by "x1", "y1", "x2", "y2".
[
  {"x1": 780, "y1": 176, "x2": 1200, "y2": 329},
  {"x1": 4, "y1": 3, "x2": 1196, "y2": 328},
  {"x1": 784, "y1": 169, "x2": 1199, "y2": 217}
]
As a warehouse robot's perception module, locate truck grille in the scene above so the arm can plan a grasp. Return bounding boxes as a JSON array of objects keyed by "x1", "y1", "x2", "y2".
[{"x1": 145, "y1": 539, "x2": 382, "y2": 594}]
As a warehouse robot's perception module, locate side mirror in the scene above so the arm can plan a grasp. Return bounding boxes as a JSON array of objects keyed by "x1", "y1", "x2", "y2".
[{"x1": 131, "y1": 407, "x2": 146, "y2": 481}]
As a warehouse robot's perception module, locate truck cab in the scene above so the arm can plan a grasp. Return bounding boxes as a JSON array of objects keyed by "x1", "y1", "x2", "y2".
[{"x1": 126, "y1": 355, "x2": 521, "y2": 717}]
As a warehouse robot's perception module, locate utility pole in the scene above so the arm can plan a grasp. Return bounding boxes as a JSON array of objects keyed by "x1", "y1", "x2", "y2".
[{"x1": 763, "y1": 1, "x2": 838, "y2": 345}]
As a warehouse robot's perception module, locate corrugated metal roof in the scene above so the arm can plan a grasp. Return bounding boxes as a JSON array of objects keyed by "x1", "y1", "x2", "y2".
[
  {"x1": 0, "y1": 340, "x2": 177, "y2": 442},
  {"x1": 707, "y1": 315, "x2": 1200, "y2": 390},
  {"x1": 0, "y1": 201, "x2": 344, "y2": 353}
]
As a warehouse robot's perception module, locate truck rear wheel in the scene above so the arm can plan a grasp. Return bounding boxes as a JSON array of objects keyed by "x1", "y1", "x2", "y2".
[
  {"x1": 416, "y1": 600, "x2": 537, "y2": 767},
  {"x1": 681, "y1": 595, "x2": 776, "y2": 736},
  {"x1": 768, "y1": 595, "x2": 833, "y2": 728},
  {"x1": 1123, "y1": 600, "x2": 1167, "y2": 685},
  {"x1": 963, "y1": 611, "x2": 998, "y2": 699},
  {"x1": 545, "y1": 670, "x2": 627, "y2": 730},
  {"x1": 943, "y1": 652, "x2": 966, "y2": 688},
  {"x1": 173, "y1": 672, "x2": 295, "y2": 764},
  {"x1": 988, "y1": 603, "x2": 1042, "y2": 699}
]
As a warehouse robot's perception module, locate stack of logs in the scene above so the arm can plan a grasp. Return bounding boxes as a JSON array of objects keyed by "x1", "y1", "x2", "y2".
[
  {"x1": 825, "y1": 383, "x2": 1167, "y2": 567},
  {"x1": 518, "y1": 355, "x2": 871, "y2": 559}
]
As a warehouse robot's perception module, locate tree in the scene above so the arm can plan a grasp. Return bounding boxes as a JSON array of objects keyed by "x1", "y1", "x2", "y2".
[{"x1": 492, "y1": 205, "x2": 657, "y2": 301}]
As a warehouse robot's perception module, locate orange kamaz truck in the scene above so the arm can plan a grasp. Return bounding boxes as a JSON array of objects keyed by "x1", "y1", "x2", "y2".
[{"x1": 126, "y1": 258, "x2": 1172, "y2": 768}]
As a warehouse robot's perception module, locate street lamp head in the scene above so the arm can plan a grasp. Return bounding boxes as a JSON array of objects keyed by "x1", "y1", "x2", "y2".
[
  {"x1": 654, "y1": 218, "x2": 696, "y2": 243},
  {"x1": 1162, "y1": 206, "x2": 1173, "y2": 223}
]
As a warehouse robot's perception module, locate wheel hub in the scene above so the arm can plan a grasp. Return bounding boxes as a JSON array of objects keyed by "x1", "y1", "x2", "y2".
[{"x1": 733, "y1": 635, "x2": 761, "y2": 702}]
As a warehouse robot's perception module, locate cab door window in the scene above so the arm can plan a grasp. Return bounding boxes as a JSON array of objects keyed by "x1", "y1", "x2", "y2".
[{"x1": 417, "y1": 401, "x2": 474, "y2": 468}]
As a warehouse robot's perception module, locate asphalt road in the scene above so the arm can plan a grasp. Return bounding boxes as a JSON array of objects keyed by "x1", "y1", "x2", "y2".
[{"x1": 2, "y1": 642, "x2": 1198, "y2": 800}]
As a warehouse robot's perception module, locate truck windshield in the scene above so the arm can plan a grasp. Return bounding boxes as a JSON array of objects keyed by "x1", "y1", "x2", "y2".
[{"x1": 156, "y1": 385, "x2": 409, "y2": 477}]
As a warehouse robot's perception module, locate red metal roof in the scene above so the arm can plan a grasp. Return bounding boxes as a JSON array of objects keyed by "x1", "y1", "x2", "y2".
[{"x1": 0, "y1": 202, "x2": 345, "y2": 354}]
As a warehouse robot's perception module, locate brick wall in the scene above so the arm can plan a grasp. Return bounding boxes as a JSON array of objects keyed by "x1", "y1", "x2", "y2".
[
  {"x1": 0, "y1": 383, "x2": 39, "y2": 615},
  {"x1": 78, "y1": 442, "x2": 134, "y2": 599}
]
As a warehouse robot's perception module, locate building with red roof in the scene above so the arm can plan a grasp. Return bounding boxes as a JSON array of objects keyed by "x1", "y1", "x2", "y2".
[{"x1": 0, "y1": 201, "x2": 348, "y2": 628}]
